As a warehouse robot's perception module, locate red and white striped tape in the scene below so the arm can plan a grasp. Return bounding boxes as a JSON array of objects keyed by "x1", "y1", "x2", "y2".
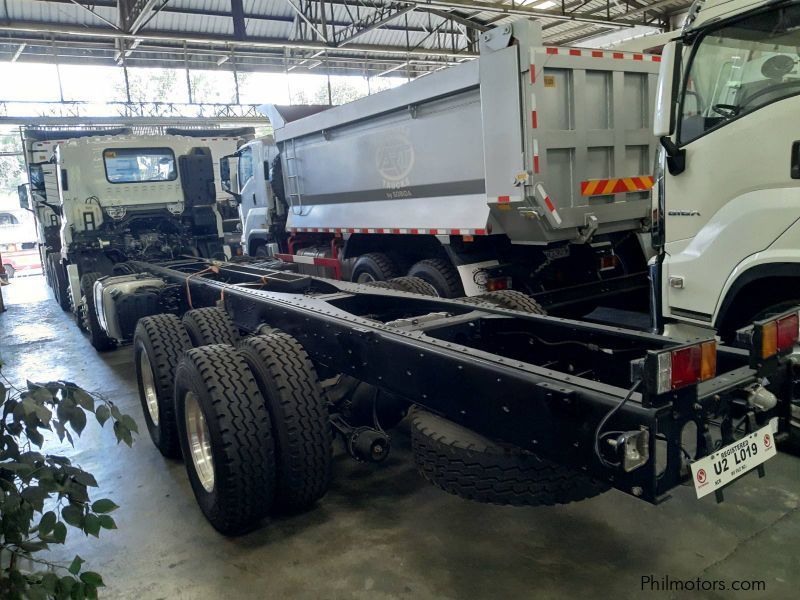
[
  {"x1": 535, "y1": 183, "x2": 562, "y2": 225},
  {"x1": 288, "y1": 227, "x2": 489, "y2": 236},
  {"x1": 541, "y1": 47, "x2": 661, "y2": 62}
]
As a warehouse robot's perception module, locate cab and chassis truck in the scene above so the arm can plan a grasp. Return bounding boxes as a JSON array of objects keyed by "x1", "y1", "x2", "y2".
[{"x1": 33, "y1": 1, "x2": 800, "y2": 534}]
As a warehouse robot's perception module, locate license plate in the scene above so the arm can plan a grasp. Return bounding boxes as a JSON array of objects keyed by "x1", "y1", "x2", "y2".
[{"x1": 690, "y1": 425, "x2": 777, "y2": 499}]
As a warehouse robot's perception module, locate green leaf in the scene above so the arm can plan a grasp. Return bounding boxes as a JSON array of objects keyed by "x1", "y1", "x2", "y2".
[
  {"x1": 62, "y1": 504, "x2": 84, "y2": 528},
  {"x1": 71, "y1": 581, "x2": 86, "y2": 600},
  {"x1": 68, "y1": 407, "x2": 87, "y2": 435},
  {"x1": 83, "y1": 513, "x2": 101, "y2": 538},
  {"x1": 41, "y1": 572, "x2": 59, "y2": 593},
  {"x1": 94, "y1": 404, "x2": 110, "y2": 426},
  {"x1": 98, "y1": 515, "x2": 117, "y2": 530},
  {"x1": 59, "y1": 575, "x2": 75, "y2": 594},
  {"x1": 21, "y1": 484, "x2": 48, "y2": 511},
  {"x1": 67, "y1": 555, "x2": 84, "y2": 576},
  {"x1": 120, "y1": 414, "x2": 139, "y2": 435},
  {"x1": 79, "y1": 572, "x2": 104, "y2": 588},
  {"x1": 53, "y1": 521, "x2": 68, "y2": 544},
  {"x1": 39, "y1": 510, "x2": 57, "y2": 536},
  {"x1": 91, "y1": 498, "x2": 119, "y2": 514},
  {"x1": 113, "y1": 421, "x2": 134, "y2": 447},
  {"x1": 110, "y1": 405, "x2": 122, "y2": 421},
  {"x1": 72, "y1": 388, "x2": 95, "y2": 412},
  {"x1": 72, "y1": 470, "x2": 98, "y2": 488},
  {"x1": 19, "y1": 540, "x2": 49, "y2": 552}
]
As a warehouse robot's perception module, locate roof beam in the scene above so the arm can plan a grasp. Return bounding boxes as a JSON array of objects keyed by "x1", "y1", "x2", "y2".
[
  {"x1": 11, "y1": 43, "x2": 27, "y2": 62},
  {"x1": 0, "y1": 19, "x2": 477, "y2": 59},
  {"x1": 416, "y1": 7, "x2": 490, "y2": 32},
  {"x1": 117, "y1": 0, "x2": 162, "y2": 34},
  {"x1": 333, "y1": 3, "x2": 416, "y2": 47},
  {"x1": 231, "y1": 0, "x2": 247, "y2": 41}
]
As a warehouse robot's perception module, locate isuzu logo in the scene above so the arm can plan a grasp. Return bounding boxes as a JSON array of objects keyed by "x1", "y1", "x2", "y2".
[{"x1": 667, "y1": 210, "x2": 701, "y2": 216}]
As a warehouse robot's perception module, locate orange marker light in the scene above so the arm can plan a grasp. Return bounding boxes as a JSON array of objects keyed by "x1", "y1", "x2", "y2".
[
  {"x1": 700, "y1": 340, "x2": 717, "y2": 381},
  {"x1": 761, "y1": 321, "x2": 778, "y2": 359}
]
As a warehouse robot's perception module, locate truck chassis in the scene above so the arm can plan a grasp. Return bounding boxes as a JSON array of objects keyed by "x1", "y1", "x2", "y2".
[{"x1": 120, "y1": 257, "x2": 795, "y2": 534}]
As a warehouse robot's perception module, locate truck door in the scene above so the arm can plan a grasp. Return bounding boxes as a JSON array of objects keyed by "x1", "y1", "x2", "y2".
[
  {"x1": 662, "y1": 3, "x2": 800, "y2": 325},
  {"x1": 237, "y1": 144, "x2": 271, "y2": 254}
]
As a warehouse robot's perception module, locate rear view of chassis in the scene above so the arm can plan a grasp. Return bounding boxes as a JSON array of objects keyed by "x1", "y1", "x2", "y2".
[{"x1": 107, "y1": 258, "x2": 795, "y2": 534}]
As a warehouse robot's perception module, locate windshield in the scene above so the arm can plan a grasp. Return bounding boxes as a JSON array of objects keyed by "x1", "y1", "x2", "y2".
[
  {"x1": 103, "y1": 148, "x2": 177, "y2": 184},
  {"x1": 679, "y1": 4, "x2": 800, "y2": 145}
]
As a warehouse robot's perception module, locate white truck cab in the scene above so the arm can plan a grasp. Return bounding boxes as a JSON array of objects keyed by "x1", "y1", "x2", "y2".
[
  {"x1": 652, "y1": 0, "x2": 800, "y2": 339},
  {"x1": 220, "y1": 137, "x2": 284, "y2": 257}
]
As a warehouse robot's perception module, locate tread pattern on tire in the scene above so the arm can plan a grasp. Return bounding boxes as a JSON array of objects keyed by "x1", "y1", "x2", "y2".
[
  {"x1": 175, "y1": 345, "x2": 277, "y2": 535},
  {"x1": 408, "y1": 258, "x2": 463, "y2": 298},
  {"x1": 364, "y1": 276, "x2": 439, "y2": 297},
  {"x1": 81, "y1": 272, "x2": 115, "y2": 351},
  {"x1": 50, "y1": 254, "x2": 71, "y2": 311},
  {"x1": 182, "y1": 307, "x2": 240, "y2": 347},
  {"x1": 411, "y1": 409, "x2": 608, "y2": 507},
  {"x1": 134, "y1": 313, "x2": 191, "y2": 458},
  {"x1": 237, "y1": 332, "x2": 332, "y2": 511},
  {"x1": 476, "y1": 290, "x2": 547, "y2": 314},
  {"x1": 352, "y1": 252, "x2": 399, "y2": 282}
]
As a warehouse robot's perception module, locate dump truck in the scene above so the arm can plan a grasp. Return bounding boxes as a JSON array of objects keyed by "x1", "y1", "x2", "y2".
[{"x1": 226, "y1": 20, "x2": 662, "y2": 304}]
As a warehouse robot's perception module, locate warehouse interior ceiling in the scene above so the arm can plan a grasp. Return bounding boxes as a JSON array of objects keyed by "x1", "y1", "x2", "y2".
[{"x1": 0, "y1": 0, "x2": 693, "y2": 79}]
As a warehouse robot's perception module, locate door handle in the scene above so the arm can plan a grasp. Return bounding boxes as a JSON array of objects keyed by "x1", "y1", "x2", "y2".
[
  {"x1": 791, "y1": 141, "x2": 800, "y2": 179},
  {"x1": 252, "y1": 194, "x2": 256, "y2": 205}
]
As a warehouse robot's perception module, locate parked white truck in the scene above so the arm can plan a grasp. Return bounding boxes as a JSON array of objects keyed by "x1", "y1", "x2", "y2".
[
  {"x1": 651, "y1": 0, "x2": 800, "y2": 344},
  {"x1": 24, "y1": 134, "x2": 230, "y2": 349},
  {"x1": 222, "y1": 21, "x2": 661, "y2": 304}
]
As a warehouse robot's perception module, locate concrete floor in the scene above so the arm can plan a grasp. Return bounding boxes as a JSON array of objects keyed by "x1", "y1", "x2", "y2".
[{"x1": 1, "y1": 276, "x2": 799, "y2": 599}]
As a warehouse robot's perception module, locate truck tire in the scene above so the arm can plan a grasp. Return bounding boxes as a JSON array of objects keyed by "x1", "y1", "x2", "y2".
[
  {"x1": 351, "y1": 252, "x2": 399, "y2": 283},
  {"x1": 50, "y1": 254, "x2": 71, "y2": 312},
  {"x1": 411, "y1": 409, "x2": 608, "y2": 506},
  {"x1": 364, "y1": 276, "x2": 439, "y2": 297},
  {"x1": 182, "y1": 307, "x2": 240, "y2": 347},
  {"x1": 134, "y1": 314, "x2": 192, "y2": 459},
  {"x1": 407, "y1": 258, "x2": 464, "y2": 298},
  {"x1": 476, "y1": 290, "x2": 547, "y2": 314},
  {"x1": 81, "y1": 272, "x2": 115, "y2": 352},
  {"x1": 174, "y1": 345, "x2": 277, "y2": 535},
  {"x1": 237, "y1": 332, "x2": 332, "y2": 512}
]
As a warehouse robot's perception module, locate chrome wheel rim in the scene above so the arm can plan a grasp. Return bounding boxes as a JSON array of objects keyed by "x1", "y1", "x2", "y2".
[
  {"x1": 139, "y1": 350, "x2": 159, "y2": 426},
  {"x1": 356, "y1": 272, "x2": 376, "y2": 283},
  {"x1": 185, "y1": 392, "x2": 215, "y2": 493}
]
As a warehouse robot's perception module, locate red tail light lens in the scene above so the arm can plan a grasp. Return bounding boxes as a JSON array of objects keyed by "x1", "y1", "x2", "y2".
[
  {"x1": 776, "y1": 312, "x2": 799, "y2": 352},
  {"x1": 671, "y1": 345, "x2": 701, "y2": 389},
  {"x1": 651, "y1": 340, "x2": 717, "y2": 394}
]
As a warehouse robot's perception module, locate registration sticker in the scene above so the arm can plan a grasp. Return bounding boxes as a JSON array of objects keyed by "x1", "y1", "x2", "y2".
[{"x1": 690, "y1": 425, "x2": 777, "y2": 499}]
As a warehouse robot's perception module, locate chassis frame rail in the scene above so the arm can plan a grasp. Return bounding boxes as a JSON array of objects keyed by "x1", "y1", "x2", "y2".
[{"x1": 130, "y1": 259, "x2": 793, "y2": 503}]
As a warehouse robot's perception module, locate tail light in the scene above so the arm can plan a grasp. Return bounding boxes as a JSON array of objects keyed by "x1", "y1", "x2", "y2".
[
  {"x1": 737, "y1": 309, "x2": 800, "y2": 363},
  {"x1": 645, "y1": 340, "x2": 717, "y2": 395},
  {"x1": 485, "y1": 277, "x2": 511, "y2": 292}
]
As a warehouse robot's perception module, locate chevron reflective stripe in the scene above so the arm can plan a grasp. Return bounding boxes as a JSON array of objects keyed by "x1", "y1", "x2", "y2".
[
  {"x1": 535, "y1": 183, "x2": 562, "y2": 225},
  {"x1": 580, "y1": 176, "x2": 655, "y2": 196},
  {"x1": 289, "y1": 227, "x2": 489, "y2": 235}
]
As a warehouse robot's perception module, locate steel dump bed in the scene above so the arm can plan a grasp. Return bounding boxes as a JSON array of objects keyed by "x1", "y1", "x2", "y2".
[{"x1": 265, "y1": 20, "x2": 660, "y2": 244}]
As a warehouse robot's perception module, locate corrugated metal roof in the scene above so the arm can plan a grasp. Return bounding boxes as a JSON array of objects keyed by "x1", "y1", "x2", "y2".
[{"x1": 0, "y1": 0, "x2": 694, "y2": 77}]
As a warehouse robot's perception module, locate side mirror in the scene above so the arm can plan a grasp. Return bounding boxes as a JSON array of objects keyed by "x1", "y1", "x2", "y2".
[
  {"x1": 17, "y1": 184, "x2": 31, "y2": 211},
  {"x1": 654, "y1": 41, "x2": 681, "y2": 137}
]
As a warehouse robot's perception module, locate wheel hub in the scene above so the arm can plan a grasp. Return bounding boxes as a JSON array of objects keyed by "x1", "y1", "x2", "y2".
[
  {"x1": 185, "y1": 391, "x2": 215, "y2": 493},
  {"x1": 139, "y1": 350, "x2": 159, "y2": 426}
]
